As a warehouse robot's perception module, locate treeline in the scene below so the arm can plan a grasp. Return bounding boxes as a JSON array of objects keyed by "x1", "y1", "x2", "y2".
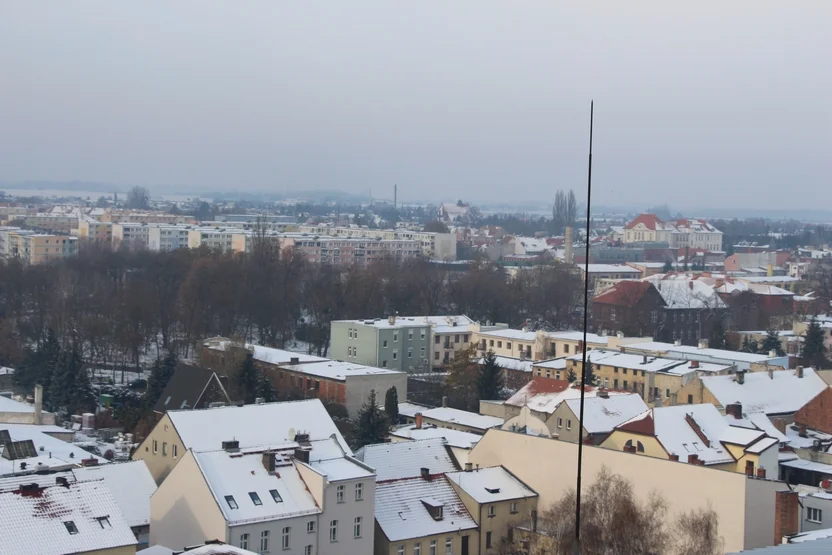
[{"x1": 0, "y1": 241, "x2": 583, "y2": 372}]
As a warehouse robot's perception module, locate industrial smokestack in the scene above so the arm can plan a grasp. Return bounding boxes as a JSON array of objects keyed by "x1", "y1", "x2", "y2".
[
  {"x1": 34, "y1": 385, "x2": 43, "y2": 426},
  {"x1": 565, "y1": 226, "x2": 574, "y2": 264}
]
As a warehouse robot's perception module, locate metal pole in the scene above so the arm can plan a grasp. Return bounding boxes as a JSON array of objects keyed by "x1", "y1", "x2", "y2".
[{"x1": 574, "y1": 100, "x2": 594, "y2": 553}]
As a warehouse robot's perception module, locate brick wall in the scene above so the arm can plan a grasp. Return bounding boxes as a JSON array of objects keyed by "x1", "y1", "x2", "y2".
[
  {"x1": 774, "y1": 490, "x2": 799, "y2": 544},
  {"x1": 794, "y1": 387, "x2": 832, "y2": 435}
]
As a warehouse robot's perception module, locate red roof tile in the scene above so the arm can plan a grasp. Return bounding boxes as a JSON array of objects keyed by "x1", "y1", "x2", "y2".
[
  {"x1": 624, "y1": 214, "x2": 664, "y2": 231},
  {"x1": 617, "y1": 410, "x2": 655, "y2": 435},
  {"x1": 593, "y1": 281, "x2": 657, "y2": 307}
]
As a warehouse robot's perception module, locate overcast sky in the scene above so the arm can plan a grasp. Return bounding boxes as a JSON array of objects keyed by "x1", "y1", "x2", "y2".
[{"x1": 1, "y1": 1, "x2": 829, "y2": 209}]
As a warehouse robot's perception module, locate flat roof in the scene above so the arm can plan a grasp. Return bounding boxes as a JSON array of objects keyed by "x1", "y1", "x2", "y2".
[{"x1": 281, "y1": 360, "x2": 404, "y2": 381}]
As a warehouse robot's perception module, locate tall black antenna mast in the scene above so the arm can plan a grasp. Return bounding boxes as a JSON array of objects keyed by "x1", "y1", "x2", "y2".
[{"x1": 574, "y1": 100, "x2": 594, "y2": 553}]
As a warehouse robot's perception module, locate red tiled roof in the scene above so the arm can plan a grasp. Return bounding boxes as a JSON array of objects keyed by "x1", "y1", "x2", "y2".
[
  {"x1": 617, "y1": 410, "x2": 655, "y2": 435},
  {"x1": 624, "y1": 214, "x2": 664, "y2": 231},
  {"x1": 522, "y1": 378, "x2": 571, "y2": 396},
  {"x1": 593, "y1": 281, "x2": 657, "y2": 307}
]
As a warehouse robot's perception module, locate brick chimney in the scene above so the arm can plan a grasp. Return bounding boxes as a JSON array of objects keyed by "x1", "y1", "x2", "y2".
[
  {"x1": 685, "y1": 413, "x2": 711, "y2": 447},
  {"x1": 757, "y1": 468, "x2": 767, "y2": 479},
  {"x1": 415, "y1": 412, "x2": 423, "y2": 429},
  {"x1": 799, "y1": 424, "x2": 808, "y2": 438},
  {"x1": 774, "y1": 490, "x2": 799, "y2": 544},
  {"x1": 262, "y1": 452, "x2": 276, "y2": 473},
  {"x1": 797, "y1": 366, "x2": 804, "y2": 379},
  {"x1": 687, "y1": 454, "x2": 699, "y2": 465},
  {"x1": 669, "y1": 453, "x2": 679, "y2": 461},
  {"x1": 690, "y1": 360, "x2": 699, "y2": 369},
  {"x1": 725, "y1": 403, "x2": 743, "y2": 420}
]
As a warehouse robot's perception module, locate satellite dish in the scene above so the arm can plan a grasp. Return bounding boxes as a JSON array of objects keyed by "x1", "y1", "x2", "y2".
[{"x1": 288, "y1": 428, "x2": 296, "y2": 441}]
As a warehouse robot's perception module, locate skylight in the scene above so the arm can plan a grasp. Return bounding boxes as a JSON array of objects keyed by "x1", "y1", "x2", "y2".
[
  {"x1": 96, "y1": 516, "x2": 111, "y2": 529},
  {"x1": 64, "y1": 521, "x2": 78, "y2": 535},
  {"x1": 249, "y1": 492, "x2": 262, "y2": 506},
  {"x1": 270, "y1": 489, "x2": 283, "y2": 503},
  {"x1": 225, "y1": 495, "x2": 238, "y2": 509}
]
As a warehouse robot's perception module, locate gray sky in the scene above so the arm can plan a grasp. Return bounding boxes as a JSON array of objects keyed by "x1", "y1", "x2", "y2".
[{"x1": 1, "y1": 1, "x2": 829, "y2": 210}]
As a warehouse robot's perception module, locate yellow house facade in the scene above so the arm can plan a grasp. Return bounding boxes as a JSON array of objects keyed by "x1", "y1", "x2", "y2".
[{"x1": 132, "y1": 413, "x2": 186, "y2": 484}]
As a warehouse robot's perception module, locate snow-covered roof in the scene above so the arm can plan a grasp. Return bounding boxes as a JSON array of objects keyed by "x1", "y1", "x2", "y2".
[
  {"x1": 583, "y1": 264, "x2": 642, "y2": 274},
  {"x1": 702, "y1": 368, "x2": 827, "y2": 415},
  {"x1": 0, "y1": 394, "x2": 37, "y2": 414},
  {"x1": 724, "y1": 412, "x2": 790, "y2": 444},
  {"x1": 567, "y1": 351, "x2": 687, "y2": 373},
  {"x1": 563, "y1": 394, "x2": 649, "y2": 434},
  {"x1": 781, "y1": 457, "x2": 832, "y2": 476},
  {"x1": 548, "y1": 331, "x2": 611, "y2": 345},
  {"x1": 248, "y1": 345, "x2": 326, "y2": 365},
  {"x1": 623, "y1": 341, "x2": 776, "y2": 364},
  {"x1": 375, "y1": 476, "x2": 477, "y2": 542},
  {"x1": 73, "y1": 460, "x2": 157, "y2": 528},
  {"x1": 405, "y1": 315, "x2": 474, "y2": 334},
  {"x1": 193, "y1": 449, "x2": 322, "y2": 525},
  {"x1": 479, "y1": 355, "x2": 533, "y2": 373},
  {"x1": 477, "y1": 328, "x2": 537, "y2": 342},
  {"x1": 0, "y1": 423, "x2": 106, "y2": 476},
  {"x1": 280, "y1": 360, "x2": 403, "y2": 381},
  {"x1": 336, "y1": 317, "x2": 430, "y2": 329},
  {"x1": 167, "y1": 399, "x2": 351, "y2": 454},
  {"x1": 0, "y1": 479, "x2": 137, "y2": 555},
  {"x1": 398, "y1": 401, "x2": 432, "y2": 419},
  {"x1": 355, "y1": 438, "x2": 458, "y2": 481},
  {"x1": 445, "y1": 466, "x2": 537, "y2": 503},
  {"x1": 651, "y1": 279, "x2": 727, "y2": 309},
  {"x1": 420, "y1": 407, "x2": 504, "y2": 432},
  {"x1": 389, "y1": 425, "x2": 483, "y2": 449},
  {"x1": 789, "y1": 529, "x2": 832, "y2": 545}
]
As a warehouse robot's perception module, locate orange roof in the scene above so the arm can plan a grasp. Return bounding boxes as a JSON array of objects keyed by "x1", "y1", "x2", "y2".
[
  {"x1": 593, "y1": 281, "x2": 657, "y2": 307},
  {"x1": 624, "y1": 213, "x2": 664, "y2": 231}
]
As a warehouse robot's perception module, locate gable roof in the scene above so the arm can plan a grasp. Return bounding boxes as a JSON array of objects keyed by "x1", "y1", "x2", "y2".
[
  {"x1": 167, "y1": 399, "x2": 351, "y2": 454},
  {"x1": 73, "y1": 460, "x2": 157, "y2": 528},
  {"x1": 375, "y1": 475, "x2": 477, "y2": 542},
  {"x1": 624, "y1": 214, "x2": 666, "y2": 231},
  {"x1": 0, "y1": 480, "x2": 137, "y2": 555},
  {"x1": 389, "y1": 425, "x2": 483, "y2": 449},
  {"x1": 563, "y1": 394, "x2": 650, "y2": 434},
  {"x1": 153, "y1": 363, "x2": 230, "y2": 414},
  {"x1": 445, "y1": 466, "x2": 538, "y2": 503},
  {"x1": 420, "y1": 407, "x2": 504, "y2": 432},
  {"x1": 355, "y1": 438, "x2": 458, "y2": 481},
  {"x1": 593, "y1": 280, "x2": 661, "y2": 307},
  {"x1": 702, "y1": 369, "x2": 828, "y2": 415}
]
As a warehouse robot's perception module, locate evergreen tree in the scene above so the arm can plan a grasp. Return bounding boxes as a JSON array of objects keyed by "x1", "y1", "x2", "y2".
[
  {"x1": 583, "y1": 362, "x2": 598, "y2": 386},
  {"x1": 802, "y1": 319, "x2": 828, "y2": 369},
  {"x1": 567, "y1": 367, "x2": 577, "y2": 383},
  {"x1": 384, "y1": 386, "x2": 399, "y2": 424},
  {"x1": 256, "y1": 371, "x2": 277, "y2": 403},
  {"x1": 662, "y1": 261, "x2": 673, "y2": 273},
  {"x1": 741, "y1": 336, "x2": 758, "y2": 354},
  {"x1": 48, "y1": 345, "x2": 93, "y2": 414},
  {"x1": 761, "y1": 329, "x2": 785, "y2": 357},
  {"x1": 354, "y1": 389, "x2": 388, "y2": 448},
  {"x1": 236, "y1": 353, "x2": 259, "y2": 404},
  {"x1": 14, "y1": 328, "x2": 60, "y2": 392},
  {"x1": 476, "y1": 351, "x2": 504, "y2": 401},
  {"x1": 145, "y1": 351, "x2": 178, "y2": 409},
  {"x1": 709, "y1": 318, "x2": 726, "y2": 350}
]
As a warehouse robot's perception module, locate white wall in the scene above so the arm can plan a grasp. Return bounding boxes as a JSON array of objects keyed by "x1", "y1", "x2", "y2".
[
  {"x1": 231, "y1": 515, "x2": 315, "y2": 555},
  {"x1": 317, "y1": 476, "x2": 376, "y2": 555}
]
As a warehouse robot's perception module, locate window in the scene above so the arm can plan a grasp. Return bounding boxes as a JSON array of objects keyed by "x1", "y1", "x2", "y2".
[
  {"x1": 393, "y1": 350, "x2": 398, "y2": 360},
  {"x1": 421, "y1": 331, "x2": 426, "y2": 340},
  {"x1": 614, "y1": 379, "x2": 618, "y2": 389},
  {"x1": 354, "y1": 516, "x2": 362, "y2": 538},
  {"x1": 637, "y1": 441, "x2": 645, "y2": 452},
  {"x1": 408, "y1": 348, "x2": 413, "y2": 358},
  {"x1": 510, "y1": 501, "x2": 518, "y2": 514},
  {"x1": 355, "y1": 482, "x2": 363, "y2": 501},
  {"x1": 651, "y1": 310, "x2": 658, "y2": 323},
  {"x1": 409, "y1": 331, "x2": 414, "y2": 340},
  {"x1": 414, "y1": 543, "x2": 421, "y2": 555},
  {"x1": 96, "y1": 516, "x2": 112, "y2": 529},
  {"x1": 434, "y1": 351, "x2": 439, "y2": 360},
  {"x1": 173, "y1": 444, "x2": 178, "y2": 458},
  {"x1": 249, "y1": 492, "x2": 262, "y2": 506},
  {"x1": 557, "y1": 417, "x2": 563, "y2": 428},
  {"x1": 623, "y1": 380, "x2": 628, "y2": 389},
  {"x1": 337, "y1": 484, "x2": 345, "y2": 503},
  {"x1": 153, "y1": 440, "x2": 158, "y2": 453},
  {"x1": 488, "y1": 505, "x2": 496, "y2": 517},
  {"x1": 430, "y1": 540, "x2": 437, "y2": 555},
  {"x1": 566, "y1": 419, "x2": 572, "y2": 430},
  {"x1": 162, "y1": 442, "x2": 168, "y2": 456},
  {"x1": 330, "y1": 520, "x2": 338, "y2": 542},
  {"x1": 489, "y1": 339, "x2": 494, "y2": 346},
  {"x1": 383, "y1": 340, "x2": 388, "y2": 348},
  {"x1": 64, "y1": 520, "x2": 79, "y2": 534},
  {"x1": 281, "y1": 527, "x2": 290, "y2": 549},
  {"x1": 610, "y1": 308, "x2": 616, "y2": 321},
  {"x1": 497, "y1": 341, "x2": 502, "y2": 348},
  {"x1": 260, "y1": 530, "x2": 269, "y2": 553},
  {"x1": 687, "y1": 394, "x2": 693, "y2": 404},
  {"x1": 304, "y1": 546, "x2": 312, "y2": 555},
  {"x1": 445, "y1": 538, "x2": 453, "y2": 554},
  {"x1": 623, "y1": 368, "x2": 627, "y2": 374},
  {"x1": 564, "y1": 344, "x2": 570, "y2": 353},
  {"x1": 240, "y1": 533, "x2": 249, "y2": 550},
  {"x1": 349, "y1": 329, "x2": 353, "y2": 338},
  {"x1": 382, "y1": 360, "x2": 387, "y2": 368},
  {"x1": 307, "y1": 521, "x2": 315, "y2": 533},
  {"x1": 398, "y1": 546, "x2": 405, "y2": 555},
  {"x1": 225, "y1": 495, "x2": 238, "y2": 509},
  {"x1": 463, "y1": 334, "x2": 469, "y2": 342},
  {"x1": 506, "y1": 341, "x2": 512, "y2": 350},
  {"x1": 421, "y1": 347, "x2": 425, "y2": 357},
  {"x1": 435, "y1": 335, "x2": 440, "y2": 344},
  {"x1": 808, "y1": 507, "x2": 823, "y2": 523},
  {"x1": 486, "y1": 531, "x2": 493, "y2": 548},
  {"x1": 394, "y1": 333, "x2": 399, "y2": 342}
]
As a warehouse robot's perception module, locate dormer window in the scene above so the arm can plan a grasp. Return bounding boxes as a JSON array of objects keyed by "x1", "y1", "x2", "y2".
[
  {"x1": 249, "y1": 492, "x2": 262, "y2": 506},
  {"x1": 421, "y1": 498, "x2": 444, "y2": 521},
  {"x1": 485, "y1": 487, "x2": 501, "y2": 494}
]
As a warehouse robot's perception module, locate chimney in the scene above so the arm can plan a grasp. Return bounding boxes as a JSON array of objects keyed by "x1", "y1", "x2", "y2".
[
  {"x1": 697, "y1": 339, "x2": 708, "y2": 349},
  {"x1": 669, "y1": 453, "x2": 679, "y2": 461},
  {"x1": 55, "y1": 476, "x2": 69, "y2": 487},
  {"x1": 289, "y1": 357, "x2": 299, "y2": 365},
  {"x1": 774, "y1": 490, "x2": 800, "y2": 544},
  {"x1": 725, "y1": 403, "x2": 743, "y2": 420},
  {"x1": 689, "y1": 281, "x2": 694, "y2": 290},
  {"x1": 736, "y1": 371, "x2": 745, "y2": 385},
  {"x1": 799, "y1": 424, "x2": 808, "y2": 438},
  {"x1": 415, "y1": 412, "x2": 423, "y2": 429},
  {"x1": 262, "y1": 452, "x2": 276, "y2": 473},
  {"x1": 691, "y1": 360, "x2": 699, "y2": 369},
  {"x1": 822, "y1": 479, "x2": 832, "y2": 492},
  {"x1": 564, "y1": 226, "x2": 573, "y2": 264},
  {"x1": 687, "y1": 454, "x2": 699, "y2": 465},
  {"x1": 442, "y1": 396, "x2": 448, "y2": 408},
  {"x1": 768, "y1": 367, "x2": 774, "y2": 380},
  {"x1": 642, "y1": 354, "x2": 648, "y2": 364},
  {"x1": 388, "y1": 315, "x2": 396, "y2": 326},
  {"x1": 34, "y1": 385, "x2": 43, "y2": 425},
  {"x1": 420, "y1": 467, "x2": 430, "y2": 480},
  {"x1": 797, "y1": 366, "x2": 804, "y2": 379},
  {"x1": 294, "y1": 448, "x2": 310, "y2": 464},
  {"x1": 598, "y1": 390, "x2": 609, "y2": 399},
  {"x1": 464, "y1": 462, "x2": 473, "y2": 472},
  {"x1": 221, "y1": 439, "x2": 240, "y2": 452},
  {"x1": 769, "y1": 350, "x2": 777, "y2": 358},
  {"x1": 80, "y1": 457, "x2": 99, "y2": 467},
  {"x1": 674, "y1": 339, "x2": 682, "y2": 347},
  {"x1": 757, "y1": 468, "x2": 767, "y2": 479}
]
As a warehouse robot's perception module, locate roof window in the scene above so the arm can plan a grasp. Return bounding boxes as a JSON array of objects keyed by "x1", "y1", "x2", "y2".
[
  {"x1": 249, "y1": 492, "x2": 262, "y2": 506},
  {"x1": 225, "y1": 495, "x2": 238, "y2": 509},
  {"x1": 270, "y1": 489, "x2": 283, "y2": 503},
  {"x1": 485, "y1": 487, "x2": 501, "y2": 494},
  {"x1": 64, "y1": 521, "x2": 79, "y2": 535},
  {"x1": 96, "y1": 516, "x2": 112, "y2": 529}
]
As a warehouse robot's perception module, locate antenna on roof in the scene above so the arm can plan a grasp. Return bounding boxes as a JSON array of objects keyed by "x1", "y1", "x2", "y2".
[{"x1": 574, "y1": 101, "x2": 594, "y2": 553}]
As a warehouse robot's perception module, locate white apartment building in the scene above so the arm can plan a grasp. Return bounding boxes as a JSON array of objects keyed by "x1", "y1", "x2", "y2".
[
  {"x1": 147, "y1": 225, "x2": 194, "y2": 251},
  {"x1": 151, "y1": 437, "x2": 376, "y2": 555},
  {"x1": 623, "y1": 214, "x2": 722, "y2": 251},
  {"x1": 112, "y1": 222, "x2": 152, "y2": 250},
  {"x1": 297, "y1": 225, "x2": 456, "y2": 260}
]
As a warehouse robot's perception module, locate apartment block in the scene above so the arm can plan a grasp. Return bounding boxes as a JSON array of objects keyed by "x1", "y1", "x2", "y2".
[
  {"x1": 296, "y1": 225, "x2": 456, "y2": 260},
  {"x1": 0, "y1": 227, "x2": 78, "y2": 264},
  {"x1": 330, "y1": 317, "x2": 431, "y2": 372}
]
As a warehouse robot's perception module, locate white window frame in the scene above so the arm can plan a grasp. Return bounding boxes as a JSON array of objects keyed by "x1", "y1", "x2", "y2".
[
  {"x1": 282, "y1": 526, "x2": 291, "y2": 549},
  {"x1": 260, "y1": 530, "x2": 269, "y2": 553},
  {"x1": 337, "y1": 484, "x2": 345, "y2": 503},
  {"x1": 240, "y1": 533, "x2": 249, "y2": 550},
  {"x1": 330, "y1": 520, "x2": 338, "y2": 542},
  {"x1": 354, "y1": 516, "x2": 362, "y2": 538},
  {"x1": 355, "y1": 482, "x2": 363, "y2": 501},
  {"x1": 808, "y1": 507, "x2": 823, "y2": 523}
]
